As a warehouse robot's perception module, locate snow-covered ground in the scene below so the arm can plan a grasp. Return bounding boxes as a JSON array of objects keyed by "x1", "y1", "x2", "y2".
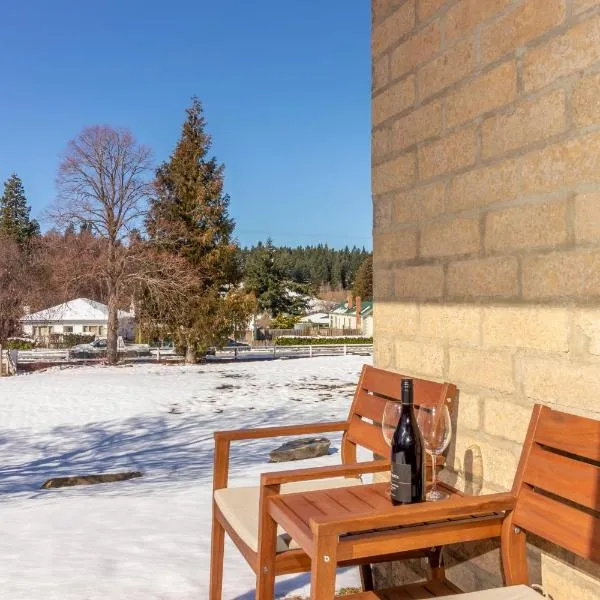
[{"x1": 0, "y1": 356, "x2": 372, "y2": 599}]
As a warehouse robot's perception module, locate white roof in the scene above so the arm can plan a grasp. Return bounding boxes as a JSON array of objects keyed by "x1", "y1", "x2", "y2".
[
  {"x1": 21, "y1": 298, "x2": 133, "y2": 323},
  {"x1": 299, "y1": 312, "x2": 330, "y2": 324}
]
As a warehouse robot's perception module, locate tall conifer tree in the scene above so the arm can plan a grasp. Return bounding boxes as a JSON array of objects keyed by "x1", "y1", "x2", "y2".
[
  {"x1": 146, "y1": 98, "x2": 253, "y2": 362},
  {"x1": 0, "y1": 174, "x2": 40, "y2": 245}
]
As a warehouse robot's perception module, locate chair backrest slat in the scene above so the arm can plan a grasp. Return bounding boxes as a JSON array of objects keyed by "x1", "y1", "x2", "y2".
[
  {"x1": 535, "y1": 409, "x2": 600, "y2": 462},
  {"x1": 342, "y1": 365, "x2": 457, "y2": 461},
  {"x1": 523, "y1": 444, "x2": 600, "y2": 512},
  {"x1": 513, "y1": 486, "x2": 600, "y2": 563},
  {"x1": 346, "y1": 415, "x2": 390, "y2": 458},
  {"x1": 512, "y1": 405, "x2": 600, "y2": 565}
]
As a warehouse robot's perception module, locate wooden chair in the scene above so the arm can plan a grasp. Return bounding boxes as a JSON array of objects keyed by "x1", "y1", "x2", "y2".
[
  {"x1": 333, "y1": 403, "x2": 600, "y2": 599},
  {"x1": 209, "y1": 364, "x2": 458, "y2": 599}
]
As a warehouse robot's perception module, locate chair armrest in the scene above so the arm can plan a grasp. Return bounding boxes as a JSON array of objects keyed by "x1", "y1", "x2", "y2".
[
  {"x1": 310, "y1": 492, "x2": 516, "y2": 535},
  {"x1": 212, "y1": 420, "x2": 348, "y2": 491},
  {"x1": 213, "y1": 420, "x2": 348, "y2": 441},
  {"x1": 261, "y1": 459, "x2": 390, "y2": 487}
]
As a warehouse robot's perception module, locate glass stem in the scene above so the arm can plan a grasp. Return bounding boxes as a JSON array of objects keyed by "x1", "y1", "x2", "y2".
[{"x1": 431, "y1": 452, "x2": 438, "y2": 492}]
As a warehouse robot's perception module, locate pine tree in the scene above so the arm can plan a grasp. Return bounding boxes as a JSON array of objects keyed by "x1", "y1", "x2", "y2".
[
  {"x1": 0, "y1": 174, "x2": 40, "y2": 245},
  {"x1": 145, "y1": 98, "x2": 253, "y2": 362},
  {"x1": 352, "y1": 255, "x2": 373, "y2": 300},
  {"x1": 244, "y1": 239, "x2": 301, "y2": 318}
]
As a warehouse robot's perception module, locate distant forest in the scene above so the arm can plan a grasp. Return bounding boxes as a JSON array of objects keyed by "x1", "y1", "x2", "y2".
[{"x1": 240, "y1": 242, "x2": 371, "y2": 292}]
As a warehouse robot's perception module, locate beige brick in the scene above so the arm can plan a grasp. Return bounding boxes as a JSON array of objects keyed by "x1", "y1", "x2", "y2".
[
  {"x1": 421, "y1": 217, "x2": 480, "y2": 257},
  {"x1": 373, "y1": 0, "x2": 390, "y2": 23},
  {"x1": 542, "y1": 554, "x2": 600, "y2": 600},
  {"x1": 373, "y1": 76, "x2": 416, "y2": 125},
  {"x1": 482, "y1": 306, "x2": 570, "y2": 352},
  {"x1": 484, "y1": 398, "x2": 531, "y2": 443},
  {"x1": 447, "y1": 160, "x2": 518, "y2": 213},
  {"x1": 448, "y1": 431, "x2": 519, "y2": 491},
  {"x1": 573, "y1": 0, "x2": 600, "y2": 13},
  {"x1": 391, "y1": 20, "x2": 441, "y2": 80},
  {"x1": 375, "y1": 301, "x2": 420, "y2": 336},
  {"x1": 449, "y1": 346, "x2": 515, "y2": 393},
  {"x1": 417, "y1": 0, "x2": 448, "y2": 21},
  {"x1": 572, "y1": 72, "x2": 600, "y2": 127},
  {"x1": 373, "y1": 151, "x2": 417, "y2": 195},
  {"x1": 575, "y1": 193, "x2": 600, "y2": 243},
  {"x1": 446, "y1": 61, "x2": 517, "y2": 128},
  {"x1": 456, "y1": 392, "x2": 482, "y2": 430},
  {"x1": 445, "y1": 0, "x2": 513, "y2": 43},
  {"x1": 394, "y1": 264, "x2": 444, "y2": 299},
  {"x1": 485, "y1": 200, "x2": 568, "y2": 253},
  {"x1": 482, "y1": 89, "x2": 566, "y2": 159},
  {"x1": 470, "y1": 438, "x2": 519, "y2": 489},
  {"x1": 522, "y1": 356, "x2": 600, "y2": 408},
  {"x1": 481, "y1": 0, "x2": 566, "y2": 64},
  {"x1": 418, "y1": 36, "x2": 477, "y2": 100},
  {"x1": 418, "y1": 126, "x2": 477, "y2": 180},
  {"x1": 522, "y1": 248, "x2": 600, "y2": 298},
  {"x1": 373, "y1": 1, "x2": 416, "y2": 56},
  {"x1": 523, "y1": 14, "x2": 600, "y2": 92},
  {"x1": 419, "y1": 304, "x2": 481, "y2": 345},
  {"x1": 372, "y1": 127, "x2": 389, "y2": 162},
  {"x1": 574, "y1": 309, "x2": 600, "y2": 356},
  {"x1": 391, "y1": 99, "x2": 442, "y2": 152},
  {"x1": 374, "y1": 230, "x2": 418, "y2": 262},
  {"x1": 395, "y1": 339, "x2": 445, "y2": 377},
  {"x1": 521, "y1": 130, "x2": 600, "y2": 196},
  {"x1": 393, "y1": 181, "x2": 446, "y2": 224},
  {"x1": 373, "y1": 195, "x2": 393, "y2": 233},
  {"x1": 373, "y1": 53, "x2": 389, "y2": 92},
  {"x1": 371, "y1": 127, "x2": 390, "y2": 162},
  {"x1": 374, "y1": 336, "x2": 395, "y2": 370},
  {"x1": 374, "y1": 266, "x2": 394, "y2": 300},
  {"x1": 448, "y1": 256, "x2": 519, "y2": 299}
]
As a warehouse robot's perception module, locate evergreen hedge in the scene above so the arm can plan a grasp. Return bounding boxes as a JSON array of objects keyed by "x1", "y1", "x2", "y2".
[{"x1": 275, "y1": 336, "x2": 373, "y2": 346}]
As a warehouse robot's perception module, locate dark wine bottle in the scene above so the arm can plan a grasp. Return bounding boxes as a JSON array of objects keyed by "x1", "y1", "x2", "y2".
[{"x1": 390, "y1": 379, "x2": 425, "y2": 505}]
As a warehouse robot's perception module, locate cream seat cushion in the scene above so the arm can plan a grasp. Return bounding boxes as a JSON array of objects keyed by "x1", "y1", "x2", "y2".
[
  {"x1": 439, "y1": 586, "x2": 541, "y2": 599},
  {"x1": 214, "y1": 477, "x2": 363, "y2": 553}
]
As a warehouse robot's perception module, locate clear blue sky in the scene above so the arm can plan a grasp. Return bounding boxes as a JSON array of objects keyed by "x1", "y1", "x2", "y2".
[{"x1": 0, "y1": 1, "x2": 371, "y2": 249}]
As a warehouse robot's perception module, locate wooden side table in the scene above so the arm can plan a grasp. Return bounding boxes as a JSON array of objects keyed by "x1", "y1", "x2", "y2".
[{"x1": 265, "y1": 482, "x2": 513, "y2": 599}]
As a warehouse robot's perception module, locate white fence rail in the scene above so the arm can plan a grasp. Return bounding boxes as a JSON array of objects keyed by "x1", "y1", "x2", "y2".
[
  {"x1": 14, "y1": 343, "x2": 373, "y2": 366},
  {"x1": 16, "y1": 349, "x2": 70, "y2": 363},
  {"x1": 218, "y1": 344, "x2": 373, "y2": 358}
]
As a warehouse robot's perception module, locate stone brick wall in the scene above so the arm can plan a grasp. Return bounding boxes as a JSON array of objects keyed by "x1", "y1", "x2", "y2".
[{"x1": 371, "y1": 0, "x2": 600, "y2": 597}]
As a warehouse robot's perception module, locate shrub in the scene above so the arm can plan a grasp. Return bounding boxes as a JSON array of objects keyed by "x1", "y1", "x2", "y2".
[
  {"x1": 4, "y1": 338, "x2": 35, "y2": 350},
  {"x1": 62, "y1": 333, "x2": 95, "y2": 347},
  {"x1": 275, "y1": 336, "x2": 372, "y2": 346}
]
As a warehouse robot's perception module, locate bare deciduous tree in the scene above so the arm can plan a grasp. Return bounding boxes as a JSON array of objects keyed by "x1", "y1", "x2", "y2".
[{"x1": 51, "y1": 126, "x2": 154, "y2": 364}]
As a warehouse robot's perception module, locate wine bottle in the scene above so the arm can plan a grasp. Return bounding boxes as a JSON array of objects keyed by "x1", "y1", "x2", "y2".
[{"x1": 390, "y1": 379, "x2": 425, "y2": 505}]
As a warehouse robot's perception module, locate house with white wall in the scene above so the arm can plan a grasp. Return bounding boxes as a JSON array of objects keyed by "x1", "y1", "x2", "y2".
[
  {"x1": 329, "y1": 296, "x2": 373, "y2": 336},
  {"x1": 20, "y1": 298, "x2": 135, "y2": 342}
]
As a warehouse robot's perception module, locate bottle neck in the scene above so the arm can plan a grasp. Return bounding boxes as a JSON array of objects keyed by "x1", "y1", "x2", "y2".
[{"x1": 401, "y1": 380, "x2": 414, "y2": 406}]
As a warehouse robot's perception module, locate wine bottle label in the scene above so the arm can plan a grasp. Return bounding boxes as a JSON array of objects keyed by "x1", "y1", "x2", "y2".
[{"x1": 390, "y1": 462, "x2": 412, "y2": 504}]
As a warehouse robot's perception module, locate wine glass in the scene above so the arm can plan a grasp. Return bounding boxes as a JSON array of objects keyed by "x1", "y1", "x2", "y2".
[
  {"x1": 381, "y1": 400, "x2": 402, "y2": 497},
  {"x1": 417, "y1": 405, "x2": 452, "y2": 501}
]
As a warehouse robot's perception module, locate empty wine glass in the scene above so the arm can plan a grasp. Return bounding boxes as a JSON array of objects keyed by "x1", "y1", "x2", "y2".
[{"x1": 417, "y1": 405, "x2": 452, "y2": 501}]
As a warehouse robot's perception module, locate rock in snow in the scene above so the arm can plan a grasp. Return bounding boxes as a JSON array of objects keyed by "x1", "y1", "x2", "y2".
[
  {"x1": 269, "y1": 437, "x2": 331, "y2": 462},
  {"x1": 41, "y1": 471, "x2": 142, "y2": 489}
]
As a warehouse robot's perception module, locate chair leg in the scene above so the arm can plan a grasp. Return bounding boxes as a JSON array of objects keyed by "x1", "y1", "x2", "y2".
[
  {"x1": 359, "y1": 564, "x2": 374, "y2": 591},
  {"x1": 427, "y1": 546, "x2": 445, "y2": 581},
  {"x1": 256, "y1": 507, "x2": 277, "y2": 599},
  {"x1": 209, "y1": 506, "x2": 226, "y2": 600}
]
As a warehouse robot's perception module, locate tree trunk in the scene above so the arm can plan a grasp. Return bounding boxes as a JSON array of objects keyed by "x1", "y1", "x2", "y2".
[
  {"x1": 185, "y1": 339, "x2": 197, "y2": 364},
  {"x1": 107, "y1": 293, "x2": 119, "y2": 365}
]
